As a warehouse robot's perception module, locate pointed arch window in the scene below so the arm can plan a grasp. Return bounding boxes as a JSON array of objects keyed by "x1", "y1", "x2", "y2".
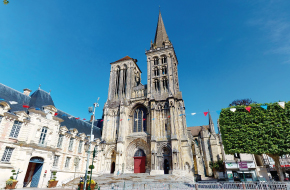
[
  {"x1": 122, "y1": 65, "x2": 127, "y2": 95},
  {"x1": 115, "y1": 67, "x2": 120, "y2": 97},
  {"x1": 161, "y1": 56, "x2": 167, "y2": 64},
  {"x1": 133, "y1": 107, "x2": 147, "y2": 132},
  {"x1": 153, "y1": 57, "x2": 159, "y2": 65}
]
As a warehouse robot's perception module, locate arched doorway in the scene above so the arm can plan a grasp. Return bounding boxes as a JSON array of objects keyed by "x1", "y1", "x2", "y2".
[
  {"x1": 164, "y1": 159, "x2": 170, "y2": 174},
  {"x1": 134, "y1": 149, "x2": 146, "y2": 173},
  {"x1": 23, "y1": 157, "x2": 44, "y2": 187},
  {"x1": 111, "y1": 162, "x2": 115, "y2": 174}
]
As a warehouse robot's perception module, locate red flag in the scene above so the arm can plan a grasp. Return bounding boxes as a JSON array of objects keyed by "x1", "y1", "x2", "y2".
[
  {"x1": 54, "y1": 113, "x2": 58, "y2": 116},
  {"x1": 204, "y1": 112, "x2": 208, "y2": 116},
  {"x1": 167, "y1": 116, "x2": 171, "y2": 118},
  {"x1": 23, "y1": 105, "x2": 30, "y2": 108},
  {"x1": 245, "y1": 107, "x2": 251, "y2": 112},
  {"x1": 75, "y1": 117, "x2": 80, "y2": 120},
  {"x1": 143, "y1": 118, "x2": 146, "y2": 121},
  {"x1": 83, "y1": 118, "x2": 86, "y2": 120},
  {"x1": 101, "y1": 119, "x2": 103, "y2": 122}
]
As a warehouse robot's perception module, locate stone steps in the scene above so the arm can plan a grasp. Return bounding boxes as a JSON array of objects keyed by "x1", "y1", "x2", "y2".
[{"x1": 64, "y1": 173, "x2": 195, "y2": 189}]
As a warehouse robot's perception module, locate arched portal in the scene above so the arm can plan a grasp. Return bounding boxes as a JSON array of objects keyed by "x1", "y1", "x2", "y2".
[
  {"x1": 111, "y1": 162, "x2": 115, "y2": 174},
  {"x1": 23, "y1": 157, "x2": 44, "y2": 187},
  {"x1": 133, "y1": 149, "x2": 146, "y2": 173},
  {"x1": 164, "y1": 159, "x2": 170, "y2": 174}
]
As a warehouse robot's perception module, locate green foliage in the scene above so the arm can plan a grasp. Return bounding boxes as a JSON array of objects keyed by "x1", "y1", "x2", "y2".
[
  {"x1": 6, "y1": 180, "x2": 13, "y2": 185},
  {"x1": 229, "y1": 99, "x2": 256, "y2": 107},
  {"x1": 10, "y1": 176, "x2": 13, "y2": 180},
  {"x1": 89, "y1": 165, "x2": 95, "y2": 170},
  {"x1": 11, "y1": 170, "x2": 15, "y2": 172},
  {"x1": 220, "y1": 102, "x2": 290, "y2": 156},
  {"x1": 209, "y1": 160, "x2": 224, "y2": 171}
]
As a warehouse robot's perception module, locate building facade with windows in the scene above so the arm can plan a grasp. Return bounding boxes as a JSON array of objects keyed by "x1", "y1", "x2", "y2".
[
  {"x1": 99, "y1": 12, "x2": 194, "y2": 176},
  {"x1": 0, "y1": 84, "x2": 102, "y2": 188}
]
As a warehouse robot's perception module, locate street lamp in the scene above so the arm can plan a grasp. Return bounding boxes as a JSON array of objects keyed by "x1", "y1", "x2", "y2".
[{"x1": 83, "y1": 99, "x2": 99, "y2": 190}]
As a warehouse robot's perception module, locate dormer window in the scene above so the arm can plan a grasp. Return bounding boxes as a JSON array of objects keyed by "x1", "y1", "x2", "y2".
[{"x1": 9, "y1": 120, "x2": 22, "y2": 138}]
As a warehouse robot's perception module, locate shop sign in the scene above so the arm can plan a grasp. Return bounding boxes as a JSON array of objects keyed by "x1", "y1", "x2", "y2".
[
  {"x1": 225, "y1": 162, "x2": 238, "y2": 169},
  {"x1": 239, "y1": 162, "x2": 248, "y2": 170},
  {"x1": 247, "y1": 162, "x2": 256, "y2": 168}
]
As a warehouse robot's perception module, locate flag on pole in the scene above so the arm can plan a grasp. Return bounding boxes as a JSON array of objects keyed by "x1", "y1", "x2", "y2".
[
  {"x1": 75, "y1": 117, "x2": 80, "y2": 120},
  {"x1": 23, "y1": 105, "x2": 30, "y2": 108},
  {"x1": 245, "y1": 106, "x2": 251, "y2": 112},
  {"x1": 278, "y1": 102, "x2": 285, "y2": 109},
  {"x1": 230, "y1": 108, "x2": 236, "y2": 112},
  {"x1": 204, "y1": 112, "x2": 208, "y2": 116}
]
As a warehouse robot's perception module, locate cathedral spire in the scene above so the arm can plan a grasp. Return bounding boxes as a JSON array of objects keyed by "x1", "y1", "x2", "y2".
[
  {"x1": 153, "y1": 11, "x2": 171, "y2": 48},
  {"x1": 208, "y1": 110, "x2": 215, "y2": 134}
]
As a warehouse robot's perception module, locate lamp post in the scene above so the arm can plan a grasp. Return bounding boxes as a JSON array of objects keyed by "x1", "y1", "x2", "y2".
[{"x1": 83, "y1": 99, "x2": 99, "y2": 190}]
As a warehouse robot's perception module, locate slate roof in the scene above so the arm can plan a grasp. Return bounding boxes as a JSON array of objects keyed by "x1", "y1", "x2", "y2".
[
  {"x1": 0, "y1": 83, "x2": 102, "y2": 138},
  {"x1": 154, "y1": 11, "x2": 170, "y2": 48},
  {"x1": 111, "y1": 55, "x2": 133, "y2": 64},
  {"x1": 0, "y1": 83, "x2": 30, "y2": 112}
]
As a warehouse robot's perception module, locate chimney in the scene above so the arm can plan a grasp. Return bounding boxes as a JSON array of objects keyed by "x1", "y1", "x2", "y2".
[{"x1": 23, "y1": 88, "x2": 32, "y2": 96}]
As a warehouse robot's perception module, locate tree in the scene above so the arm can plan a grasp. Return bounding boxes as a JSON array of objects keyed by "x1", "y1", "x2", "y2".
[
  {"x1": 219, "y1": 102, "x2": 290, "y2": 181},
  {"x1": 229, "y1": 98, "x2": 256, "y2": 107},
  {"x1": 3, "y1": 0, "x2": 9, "y2": 5}
]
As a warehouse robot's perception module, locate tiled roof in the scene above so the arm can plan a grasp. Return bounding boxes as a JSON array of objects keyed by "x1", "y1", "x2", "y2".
[
  {"x1": 111, "y1": 56, "x2": 132, "y2": 64},
  {"x1": 187, "y1": 125, "x2": 209, "y2": 136}
]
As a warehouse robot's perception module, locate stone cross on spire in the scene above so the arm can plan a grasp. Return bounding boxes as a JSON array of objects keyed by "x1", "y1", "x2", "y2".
[{"x1": 153, "y1": 11, "x2": 171, "y2": 49}]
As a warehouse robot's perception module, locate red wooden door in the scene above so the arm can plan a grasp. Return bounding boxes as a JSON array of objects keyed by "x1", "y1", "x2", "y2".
[{"x1": 134, "y1": 156, "x2": 146, "y2": 173}]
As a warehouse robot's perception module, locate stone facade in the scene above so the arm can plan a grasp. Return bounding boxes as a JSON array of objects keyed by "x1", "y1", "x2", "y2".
[
  {"x1": 99, "y1": 12, "x2": 194, "y2": 176},
  {"x1": 0, "y1": 86, "x2": 101, "y2": 188}
]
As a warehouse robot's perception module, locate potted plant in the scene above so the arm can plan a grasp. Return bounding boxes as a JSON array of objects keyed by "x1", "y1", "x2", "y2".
[
  {"x1": 78, "y1": 179, "x2": 97, "y2": 190},
  {"x1": 6, "y1": 170, "x2": 18, "y2": 189},
  {"x1": 48, "y1": 171, "x2": 58, "y2": 188},
  {"x1": 209, "y1": 160, "x2": 224, "y2": 179}
]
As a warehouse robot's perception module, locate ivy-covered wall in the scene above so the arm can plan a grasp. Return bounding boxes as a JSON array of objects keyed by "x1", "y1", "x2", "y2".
[{"x1": 219, "y1": 102, "x2": 290, "y2": 156}]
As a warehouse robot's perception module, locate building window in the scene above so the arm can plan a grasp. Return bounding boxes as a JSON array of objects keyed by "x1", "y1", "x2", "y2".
[
  {"x1": 53, "y1": 155, "x2": 60, "y2": 167},
  {"x1": 65, "y1": 157, "x2": 71, "y2": 168},
  {"x1": 154, "y1": 57, "x2": 159, "y2": 65},
  {"x1": 162, "y1": 67, "x2": 167, "y2": 75},
  {"x1": 122, "y1": 65, "x2": 127, "y2": 95},
  {"x1": 133, "y1": 107, "x2": 147, "y2": 132},
  {"x1": 165, "y1": 124, "x2": 167, "y2": 132},
  {"x1": 57, "y1": 134, "x2": 64, "y2": 148},
  {"x1": 234, "y1": 153, "x2": 240, "y2": 159},
  {"x1": 39, "y1": 127, "x2": 48, "y2": 145},
  {"x1": 1, "y1": 147, "x2": 14, "y2": 162},
  {"x1": 115, "y1": 67, "x2": 120, "y2": 97},
  {"x1": 162, "y1": 78, "x2": 168, "y2": 91},
  {"x1": 68, "y1": 138, "x2": 74, "y2": 151},
  {"x1": 154, "y1": 67, "x2": 159, "y2": 76},
  {"x1": 161, "y1": 56, "x2": 167, "y2": 64},
  {"x1": 78, "y1": 140, "x2": 83, "y2": 153},
  {"x1": 154, "y1": 80, "x2": 160, "y2": 91},
  {"x1": 9, "y1": 120, "x2": 22, "y2": 138}
]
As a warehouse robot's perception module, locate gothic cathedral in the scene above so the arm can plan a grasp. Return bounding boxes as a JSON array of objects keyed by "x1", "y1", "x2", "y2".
[{"x1": 100, "y1": 12, "x2": 194, "y2": 176}]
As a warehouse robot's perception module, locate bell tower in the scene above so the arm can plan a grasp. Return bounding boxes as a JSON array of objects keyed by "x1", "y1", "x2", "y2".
[{"x1": 146, "y1": 11, "x2": 181, "y2": 101}]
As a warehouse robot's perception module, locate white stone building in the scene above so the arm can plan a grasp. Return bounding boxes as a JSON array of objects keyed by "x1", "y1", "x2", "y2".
[{"x1": 0, "y1": 84, "x2": 102, "y2": 188}]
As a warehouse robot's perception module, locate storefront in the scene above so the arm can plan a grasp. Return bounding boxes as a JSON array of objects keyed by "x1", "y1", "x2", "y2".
[{"x1": 225, "y1": 161, "x2": 257, "y2": 182}]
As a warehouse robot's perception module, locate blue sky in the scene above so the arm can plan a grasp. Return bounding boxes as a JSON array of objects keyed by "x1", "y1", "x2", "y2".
[{"x1": 1, "y1": 0, "x2": 290, "y2": 132}]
